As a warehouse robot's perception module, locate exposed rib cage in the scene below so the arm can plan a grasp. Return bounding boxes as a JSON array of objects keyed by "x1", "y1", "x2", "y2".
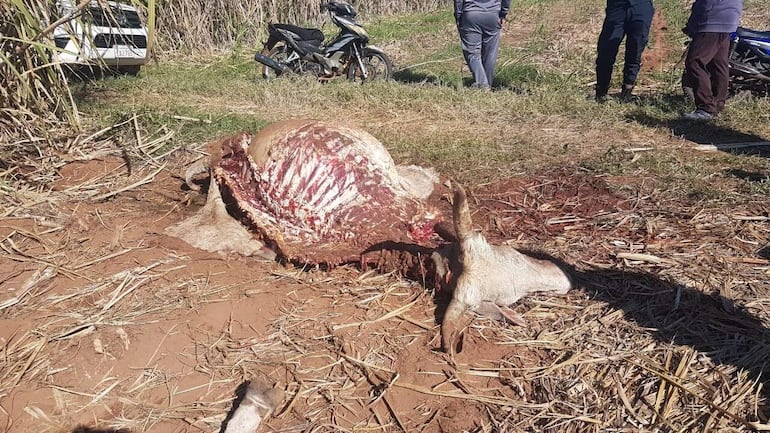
[{"x1": 212, "y1": 121, "x2": 445, "y2": 264}]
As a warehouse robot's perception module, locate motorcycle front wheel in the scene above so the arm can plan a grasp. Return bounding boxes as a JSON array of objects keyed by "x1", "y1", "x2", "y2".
[{"x1": 347, "y1": 48, "x2": 393, "y2": 83}]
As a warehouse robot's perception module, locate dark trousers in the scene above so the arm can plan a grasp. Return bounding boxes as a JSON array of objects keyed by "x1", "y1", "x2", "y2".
[
  {"x1": 596, "y1": 0, "x2": 654, "y2": 93},
  {"x1": 683, "y1": 32, "x2": 730, "y2": 115},
  {"x1": 458, "y1": 11, "x2": 501, "y2": 88}
]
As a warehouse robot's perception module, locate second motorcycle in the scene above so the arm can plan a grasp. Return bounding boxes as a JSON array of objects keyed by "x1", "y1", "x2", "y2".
[{"x1": 255, "y1": 1, "x2": 393, "y2": 82}]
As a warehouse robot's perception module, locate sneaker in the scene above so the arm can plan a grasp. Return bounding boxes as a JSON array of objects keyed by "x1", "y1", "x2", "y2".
[{"x1": 682, "y1": 109, "x2": 713, "y2": 121}]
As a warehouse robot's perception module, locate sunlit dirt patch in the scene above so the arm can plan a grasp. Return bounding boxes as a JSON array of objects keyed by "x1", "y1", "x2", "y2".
[{"x1": 640, "y1": 10, "x2": 672, "y2": 78}]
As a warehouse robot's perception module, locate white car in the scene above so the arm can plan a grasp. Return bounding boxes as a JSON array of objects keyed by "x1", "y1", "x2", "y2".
[{"x1": 53, "y1": 0, "x2": 148, "y2": 75}]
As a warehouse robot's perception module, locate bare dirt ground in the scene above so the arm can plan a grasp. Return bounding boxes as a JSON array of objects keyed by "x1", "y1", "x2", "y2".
[
  {"x1": 2, "y1": 141, "x2": 769, "y2": 432},
  {"x1": 641, "y1": 10, "x2": 671, "y2": 77},
  {"x1": 3, "y1": 0, "x2": 770, "y2": 430}
]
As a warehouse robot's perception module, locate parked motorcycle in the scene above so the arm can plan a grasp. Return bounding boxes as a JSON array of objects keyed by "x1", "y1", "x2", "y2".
[
  {"x1": 254, "y1": 1, "x2": 393, "y2": 82},
  {"x1": 728, "y1": 26, "x2": 770, "y2": 96}
]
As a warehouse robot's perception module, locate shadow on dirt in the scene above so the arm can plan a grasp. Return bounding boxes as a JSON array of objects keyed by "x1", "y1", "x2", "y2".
[
  {"x1": 578, "y1": 265, "x2": 770, "y2": 414},
  {"x1": 217, "y1": 381, "x2": 251, "y2": 433},
  {"x1": 357, "y1": 179, "x2": 769, "y2": 411},
  {"x1": 71, "y1": 426, "x2": 131, "y2": 433},
  {"x1": 628, "y1": 109, "x2": 770, "y2": 157},
  {"x1": 570, "y1": 263, "x2": 770, "y2": 396},
  {"x1": 368, "y1": 237, "x2": 770, "y2": 410}
]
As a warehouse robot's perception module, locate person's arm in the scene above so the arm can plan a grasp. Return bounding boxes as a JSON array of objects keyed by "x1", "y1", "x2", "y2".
[
  {"x1": 454, "y1": 0, "x2": 464, "y2": 24},
  {"x1": 500, "y1": 0, "x2": 511, "y2": 24},
  {"x1": 684, "y1": 0, "x2": 715, "y2": 35}
]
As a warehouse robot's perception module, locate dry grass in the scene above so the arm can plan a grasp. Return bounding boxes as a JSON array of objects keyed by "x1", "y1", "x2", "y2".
[
  {"x1": 0, "y1": 111, "x2": 768, "y2": 433},
  {"x1": 0, "y1": 0, "x2": 438, "y2": 156},
  {"x1": 2, "y1": 0, "x2": 770, "y2": 431},
  {"x1": 145, "y1": 0, "x2": 443, "y2": 54}
]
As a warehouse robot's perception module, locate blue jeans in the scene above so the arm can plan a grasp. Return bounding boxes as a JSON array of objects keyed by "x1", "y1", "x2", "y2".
[{"x1": 458, "y1": 11, "x2": 501, "y2": 88}]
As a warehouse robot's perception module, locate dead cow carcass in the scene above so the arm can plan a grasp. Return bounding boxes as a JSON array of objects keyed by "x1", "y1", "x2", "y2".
[{"x1": 167, "y1": 119, "x2": 448, "y2": 265}]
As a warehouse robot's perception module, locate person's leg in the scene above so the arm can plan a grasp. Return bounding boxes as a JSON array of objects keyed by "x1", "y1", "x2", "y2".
[
  {"x1": 681, "y1": 68, "x2": 695, "y2": 101},
  {"x1": 621, "y1": 0, "x2": 654, "y2": 97},
  {"x1": 459, "y1": 12, "x2": 488, "y2": 87},
  {"x1": 708, "y1": 33, "x2": 730, "y2": 113},
  {"x1": 480, "y1": 13, "x2": 502, "y2": 88},
  {"x1": 596, "y1": 4, "x2": 627, "y2": 99},
  {"x1": 684, "y1": 32, "x2": 722, "y2": 114}
]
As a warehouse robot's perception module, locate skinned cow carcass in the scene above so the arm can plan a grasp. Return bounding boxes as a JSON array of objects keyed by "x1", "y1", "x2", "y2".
[{"x1": 167, "y1": 119, "x2": 451, "y2": 267}]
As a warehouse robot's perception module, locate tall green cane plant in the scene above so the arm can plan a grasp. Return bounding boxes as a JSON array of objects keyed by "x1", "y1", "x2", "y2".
[
  {"x1": 1, "y1": 0, "x2": 79, "y2": 138},
  {"x1": 0, "y1": 0, "x2": 155, "y2": 141}
]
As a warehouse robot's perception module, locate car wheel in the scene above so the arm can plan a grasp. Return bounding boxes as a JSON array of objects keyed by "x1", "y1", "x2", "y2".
[{"x1": 117, "y1": 65, "x2": 141, "y2": 76}]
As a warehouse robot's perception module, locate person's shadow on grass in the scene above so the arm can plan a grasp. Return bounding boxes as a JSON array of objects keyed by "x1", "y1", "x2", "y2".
[
  {"x1": 392, "y1": 67, "x2": 463, "y2": 88},
  {"x1": 627, "y1": 99, "x2": 770, "y2": 157},
  {"x1": 569, "y1": 262, "x2": 769, "y2": 426}
]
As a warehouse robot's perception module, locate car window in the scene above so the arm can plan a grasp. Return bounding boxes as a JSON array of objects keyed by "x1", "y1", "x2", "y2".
[{"x1": 86, "y1": 4, "x2": 143, "y2": 29}]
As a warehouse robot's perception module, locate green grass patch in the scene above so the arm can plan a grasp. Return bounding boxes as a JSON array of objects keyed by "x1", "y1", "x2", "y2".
[
  {"x1": 367, "y1": 10, "x2": 452, "y2": 41},
  {"x1": 495, "y1": 61, "x2": 569, "y2": 90},
  {"x1": 63, "y1": 0, "x2": 770, "y2": 201}
]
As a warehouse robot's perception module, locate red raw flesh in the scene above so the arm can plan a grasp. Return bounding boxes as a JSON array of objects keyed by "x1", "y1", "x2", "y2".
[{"x1": 213, "y1": 125, "x2": 448, "y2": 265}]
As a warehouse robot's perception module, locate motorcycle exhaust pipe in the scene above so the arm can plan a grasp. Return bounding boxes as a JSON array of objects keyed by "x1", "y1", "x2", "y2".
[{"x1": 254, "y1": 52, "x2": 289, "y2": 74}]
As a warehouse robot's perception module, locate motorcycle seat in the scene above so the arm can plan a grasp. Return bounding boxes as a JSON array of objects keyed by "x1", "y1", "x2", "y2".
[
  {"x1": 737, "y1": 27, "x2": 770, "y2": 40},
  {"x1": 270, "y1": 23, "x2": 324, "y2": 45},
  {"x1": 297, "y1": 40, "x2": 324, "y2": 55}
]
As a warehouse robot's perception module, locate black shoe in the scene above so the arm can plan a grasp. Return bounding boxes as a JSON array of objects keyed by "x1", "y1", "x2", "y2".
[
  {"x1": 620, "y1": 84, "x2": 635, "y2": 102},
  {"x1": 595, "y1": 84, "x2": 609, "y2": 103}
]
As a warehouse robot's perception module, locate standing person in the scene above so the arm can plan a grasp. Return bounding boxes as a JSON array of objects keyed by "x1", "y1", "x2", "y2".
[
  {"x1": 594, "y1": 0, "x2": 655, "y2": 103},
  {"x1": 681, "y1": 0, "x2": 743, "y2": 120},
  {"x1": 454, "y1": 0, "x2": 511, "y2": 89}
]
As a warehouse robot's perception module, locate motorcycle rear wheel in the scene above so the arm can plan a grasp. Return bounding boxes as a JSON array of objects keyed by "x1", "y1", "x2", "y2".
[
  {"x1": 261, "y1": 45, "x2": 319, "y2": 79},
  {"x1": 347, "y1": 49, "x2": 393, "y2": 83},
  {"x1": 262, "y1": 45, "x2": 288, "y2": 79}
]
